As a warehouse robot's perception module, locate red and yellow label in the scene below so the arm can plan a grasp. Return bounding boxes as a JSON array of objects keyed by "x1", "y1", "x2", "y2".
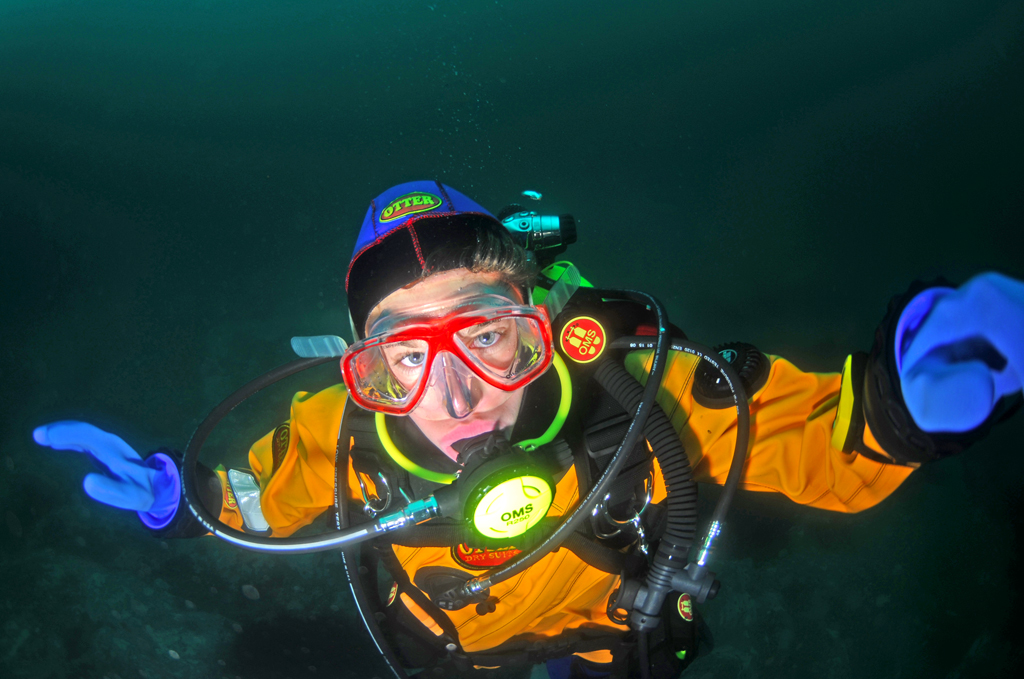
[
  {"x1": 387, "y1": 582, "x2": 399, "y2": 607},
  {"x1": 452, "y1": 544, "x2": 521, "y2": 570},
  {"x1": 677, "y1": 593, "x2": 693, "y2": 621},
  {"x1": 224, "y1": 482, "x2": 238, "y2": 509},
  {"x1": 560, "y1": 316, "x2": 606, "y2": 363},
  {"x1": 380, "y1": 192, "x2": 442, "y2": 222}
]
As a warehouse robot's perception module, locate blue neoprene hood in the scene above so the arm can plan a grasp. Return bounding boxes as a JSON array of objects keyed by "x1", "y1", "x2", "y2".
[{"x1": 345, "y1": 180, "x2": 505, "y2": 338}]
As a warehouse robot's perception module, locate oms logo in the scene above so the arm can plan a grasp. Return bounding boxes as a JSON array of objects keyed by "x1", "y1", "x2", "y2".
[
  {"x1": 472, "y1": 475, "x2": 552, "y2": 538},
  {"x1": 500, "y1": 503, "x2": 533, "y2": 525},
  {"x1": 379, "y1": 192, "x2": 442, "y2": 222},
  {"x1": 676, "y1": 593, "x2": 694, "y2": 621},
  {"x1": 560, "y1": 316, "x2": 606, "y2": 363}
]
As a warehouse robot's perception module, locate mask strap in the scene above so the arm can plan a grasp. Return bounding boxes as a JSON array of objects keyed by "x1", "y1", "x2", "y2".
[{"x1": 543, "y1": 263, "x2": 582, "y2": 319}]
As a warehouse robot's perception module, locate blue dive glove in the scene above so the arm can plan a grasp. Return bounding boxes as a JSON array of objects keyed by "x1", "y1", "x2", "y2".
[
  {"x1": 33, "y1": 421, "x2": 181, "y2": 529},
  {"x1": 897, "y1": 272, "x2": 1024, "y2": 433}
]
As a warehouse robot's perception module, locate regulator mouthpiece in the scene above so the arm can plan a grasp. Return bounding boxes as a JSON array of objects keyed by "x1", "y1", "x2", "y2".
[{"x1": 433, "y1": 431, "x2": 555, "y2": 541}]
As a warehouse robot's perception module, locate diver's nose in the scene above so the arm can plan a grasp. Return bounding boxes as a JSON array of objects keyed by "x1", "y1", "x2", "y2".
[{"x1": 431, "y1": 351, "x2": 480, "y2": 419}]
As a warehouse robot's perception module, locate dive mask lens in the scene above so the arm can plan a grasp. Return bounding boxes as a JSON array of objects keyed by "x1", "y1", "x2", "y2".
[
  {"x1": 453, "y1": 314, "x2": 551, "y2": 386},
  {"x1": 343, "y1": 338, "x2": 431, "y2": 414}
]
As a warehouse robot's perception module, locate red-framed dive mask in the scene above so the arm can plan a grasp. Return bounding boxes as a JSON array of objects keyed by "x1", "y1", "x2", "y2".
[{"x1": 341, "y1": 295, "x2": 554, "y2": 417}]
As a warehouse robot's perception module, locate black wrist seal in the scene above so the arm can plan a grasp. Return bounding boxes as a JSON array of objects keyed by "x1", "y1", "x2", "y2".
[{"x1": 142, "y1": 447, "x2": 223, "y2": 539}]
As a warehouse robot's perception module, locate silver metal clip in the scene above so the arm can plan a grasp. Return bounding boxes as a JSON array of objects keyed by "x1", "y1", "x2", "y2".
[
  {"x1": 590, "y1": 469, "x2": 655, "y2": 544},
  {"x1": 358, "y1": 471, "x2": 392, "y2": 517}
]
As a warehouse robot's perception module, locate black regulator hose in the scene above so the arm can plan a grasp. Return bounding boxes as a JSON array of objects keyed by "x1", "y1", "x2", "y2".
[
  {"x1": 609, "y1": 337, "x2": 749, "y2": 679},
  {"x1": 181, "y1": 356, "x2": 398, "y2": 553}
]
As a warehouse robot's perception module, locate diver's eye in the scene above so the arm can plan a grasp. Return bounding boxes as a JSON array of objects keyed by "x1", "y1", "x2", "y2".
[
  {"x1": 474, "y1": 331, "x2": 500, "y2": 348},
  {"x1": 400, "y1": 352, "x2": 426, "y2": 368}
]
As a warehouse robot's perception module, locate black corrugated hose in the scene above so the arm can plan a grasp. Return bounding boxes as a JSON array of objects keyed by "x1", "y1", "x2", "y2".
[{"x1": 592, "y1": 359, "x2": 699, "y2": 567}]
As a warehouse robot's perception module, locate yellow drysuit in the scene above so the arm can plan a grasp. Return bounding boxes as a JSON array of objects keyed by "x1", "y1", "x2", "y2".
[{"x1": 212, "y1": 347, "x2": 913, "y2": 663}]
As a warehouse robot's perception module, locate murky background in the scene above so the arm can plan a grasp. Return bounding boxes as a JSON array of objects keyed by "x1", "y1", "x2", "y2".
[{"x1": 2, "y1": 1, "x2": 1022, "y2": 678}]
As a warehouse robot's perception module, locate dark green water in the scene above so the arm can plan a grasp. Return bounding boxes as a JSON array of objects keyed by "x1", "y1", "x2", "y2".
[{"x1": 2, "y1": 1, "x2": 1022, "y2": 678}]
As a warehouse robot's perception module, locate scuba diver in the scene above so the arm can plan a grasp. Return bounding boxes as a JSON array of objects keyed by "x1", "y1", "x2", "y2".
[{"x1": 34, "y1": 180, "x2": 1024, "y2": 679}]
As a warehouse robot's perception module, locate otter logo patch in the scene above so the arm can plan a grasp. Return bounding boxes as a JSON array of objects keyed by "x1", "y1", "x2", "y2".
[
  {"x1": 452, "y1": 544, "x2": 522, "y2": 570},
  {"x1": 272, "y1": 424, "x2": 290, "y2": 475},
  {"x1": 224, "y1": 481, "x2": 238, "y2": 509},
  {"x1": 560, "y1": 316, "x2": 606, "y2": 363},
  {"x1": 379, "y1": 192, "x2": 442, "y2": 223}
]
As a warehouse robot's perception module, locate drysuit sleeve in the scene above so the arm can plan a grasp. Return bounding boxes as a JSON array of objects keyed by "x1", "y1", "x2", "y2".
[
  {"x1": 623, "y1": 349, "x2": 916, "y2": 513},
  {"x1": 150, "y1": 384, "x2": 359, "y2": 539},
  {"x1": 245, "y1": 384, "x2": 349, "y2": 537}
]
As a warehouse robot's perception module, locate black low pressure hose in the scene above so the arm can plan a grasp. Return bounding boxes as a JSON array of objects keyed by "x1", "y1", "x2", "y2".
[
  {"x1": 182, "y1": 356, "x2": 336, "y2": 544},
  {"x1": 181, "y1": 355, "x2": 441, "y2": 554},
  {"x1": 593, "y1": 359, "x2": 698, "y2": 565},
  {"x1": 445, "y1": 290, "x2": 674, "y2": 601},
  {"x1": 670, "y1": 337, "x2": 750, "y2": 570}
]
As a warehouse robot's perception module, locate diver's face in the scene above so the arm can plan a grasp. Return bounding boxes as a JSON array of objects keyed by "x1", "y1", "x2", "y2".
[{"x1": 364, "y1": 269, "x2": 526, "y2": 462}]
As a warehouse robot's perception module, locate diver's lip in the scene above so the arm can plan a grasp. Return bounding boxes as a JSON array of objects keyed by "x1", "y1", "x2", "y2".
[{"x1": 439, "y1": 419, "x2": 501, "y2": 454}]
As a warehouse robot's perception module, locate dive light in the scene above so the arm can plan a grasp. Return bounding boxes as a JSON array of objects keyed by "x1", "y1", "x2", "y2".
[{"x1": 497, "y1": 204, "x2": 577, "y2": 260}]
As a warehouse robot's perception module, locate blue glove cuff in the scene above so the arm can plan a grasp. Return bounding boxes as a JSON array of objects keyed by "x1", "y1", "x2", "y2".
[
  {"x1": 138, "y1": 452, "x2": 180, "y2": 530},
  {"x1": 894, "y1": 287, "x2": 954, "y2": 376}
]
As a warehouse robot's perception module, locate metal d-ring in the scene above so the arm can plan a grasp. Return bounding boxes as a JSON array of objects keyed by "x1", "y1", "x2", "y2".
[
  {"x1": 358, "y1": 471, "x2": 392, "y2": 517},
  {"x1": 590, "y1": 469, "x2": 655, "y2": 541}
]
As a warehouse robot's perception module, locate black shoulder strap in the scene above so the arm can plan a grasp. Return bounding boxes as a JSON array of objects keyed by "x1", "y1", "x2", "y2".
[
  {"x1": 345, "y1": 406, "x2": 395, "y2": 478},
  {"x1": 376, "y1": 545, "x2": 465, "y2": 646}
]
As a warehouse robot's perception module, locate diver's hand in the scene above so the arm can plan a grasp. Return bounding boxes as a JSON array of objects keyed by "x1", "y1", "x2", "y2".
[
  {"x1": 32, "y1": 421, "x2": 180, "y2": 529},
  {"x1": 897, "y1": 272, "x2": 1024, "y2": 432}
]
